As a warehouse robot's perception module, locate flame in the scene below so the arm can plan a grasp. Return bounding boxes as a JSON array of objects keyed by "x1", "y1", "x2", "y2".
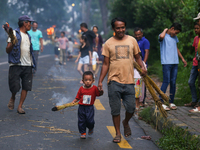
[{"x1": 47, "y1": 25, "x2": 56, "y2": 35}]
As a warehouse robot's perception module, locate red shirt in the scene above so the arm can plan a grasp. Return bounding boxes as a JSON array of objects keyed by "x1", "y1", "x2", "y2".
[
  {"x1": 75, "y1": 85, "x2": 100, "y2": 106},
  {"x1": 192, "y1": 36, "x2": 199, "y2": 66}
]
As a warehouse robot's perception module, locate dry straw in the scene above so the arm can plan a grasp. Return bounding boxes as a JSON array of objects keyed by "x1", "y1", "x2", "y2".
[
  {"x1": 52, "y1": 102, "x2": 79, "y2": 111},
  {"x1": 133, "y1": 61, "x2": 168, "y2": 118}
]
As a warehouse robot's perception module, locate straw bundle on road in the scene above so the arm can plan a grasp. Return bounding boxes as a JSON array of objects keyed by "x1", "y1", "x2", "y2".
[
  {"x1": 133, "y1": 61, "x2": 168, "y2": 118},
  {"x1": 52, "y1": 102, "x2": 79, "y2": 111}
]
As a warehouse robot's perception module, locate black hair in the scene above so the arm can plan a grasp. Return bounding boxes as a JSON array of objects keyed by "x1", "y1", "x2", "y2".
[
  {"x1": 81, "y1": 35, "x2": 90, "y2": 47},
  {"x1": 111, "y1": 17, "x2": 126, "y2": 28},
  {"x1": 92, "y1": 26, "x2": 98, "y2": 30},
  {"x1": 134, "y1": 27, "x2": 143, "y2": 33},
  {"x1": 69, "y1": 38, "x2": 72, "y2": 41},
  {"x1": 170, "y1": 23, "x2": 182, "y2": 32},
  {"x1": 55, "y1": 36, "x2": 58, "y2": 39},
  {"x1": 82, "y1": 71, "x2": 94, "y2": 79},
  {"x1": 80, "y1": 23, "x2": 88, "y2": 29},
  {"x1": 32, "y1": 21, "x2": 38, "y2": 25},
  {"x1": 18, "y1": 20, "x2": 25, "y2": 27},
  {"x1": 61, "y1": 31, "x2": 65, "y2": 35}
]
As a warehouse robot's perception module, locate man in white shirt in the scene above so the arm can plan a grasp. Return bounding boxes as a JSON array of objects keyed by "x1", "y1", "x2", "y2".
[{"x1": 6, "y1": 15, "x2": 36, "y2": 114}]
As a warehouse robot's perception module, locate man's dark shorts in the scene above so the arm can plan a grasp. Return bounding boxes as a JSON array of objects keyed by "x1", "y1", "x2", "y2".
[
  {"x1": 9, "y1": 66, "x2": 32, "y2": 93},
  {"x1": 108, "y1": 81, "x2": 135, "y2": 116}
]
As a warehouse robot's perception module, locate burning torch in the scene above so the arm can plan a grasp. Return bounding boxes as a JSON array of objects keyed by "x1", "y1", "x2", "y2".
[{"x1": 51, "y1": 102, "x2": 79, "y2": 111}]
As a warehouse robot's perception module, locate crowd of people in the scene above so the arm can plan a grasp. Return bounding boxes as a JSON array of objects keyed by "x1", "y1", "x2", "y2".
[{"x1": 4, "y1": 12, "x2": 200, "y2": 143}]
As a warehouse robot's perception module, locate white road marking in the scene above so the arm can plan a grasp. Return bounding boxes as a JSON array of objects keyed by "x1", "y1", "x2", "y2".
[{"x1": 0, "y1": 54, "x2": 51, "y2": 66}]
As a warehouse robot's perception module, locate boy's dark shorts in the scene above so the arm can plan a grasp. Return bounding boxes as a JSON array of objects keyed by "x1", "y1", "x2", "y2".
[
  {"x1": 108, "y1": 81, "x2": 135, "y2": 116},
  {"x1": 9, "y1": 66, "x2": 32, "y2": 93}
]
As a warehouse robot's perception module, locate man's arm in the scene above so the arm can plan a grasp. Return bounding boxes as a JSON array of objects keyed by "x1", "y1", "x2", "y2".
[
  {"x1": 177, "y1": 48, "x2": 187, "y2": 67},
  {"x1": 98, "y1": 56, "x2": 109, "y2": 91},
  {"x1": 6, "y1": 42, "x2": 14, "y2": 54},
  {"x1": 159, "y1": 28, "x2": 168, "y2": 41},
  {"x1": 40, "y1": 38, "x2": 43, "y2": 52},
  {"x1": 134, "y1": 53, "x2": 147, "y2": 76}
]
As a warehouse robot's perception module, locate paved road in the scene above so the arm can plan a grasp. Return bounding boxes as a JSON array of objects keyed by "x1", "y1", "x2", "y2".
[{"x1": 0, "y1": 55, "x2": 160, "y2": 150}]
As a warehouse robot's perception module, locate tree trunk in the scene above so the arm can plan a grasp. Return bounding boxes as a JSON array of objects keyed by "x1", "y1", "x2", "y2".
[
  {"x1": 81, "y1": 0, "x2": 92, "y2": 26},
  {"x1": 99, "y1": 0, "x2": 109, "y2": 35}
]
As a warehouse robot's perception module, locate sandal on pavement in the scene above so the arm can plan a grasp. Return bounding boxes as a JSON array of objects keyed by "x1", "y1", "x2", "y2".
[
  {"x1": 113, "y1": 135, "x2": 121, "y2": 143},
  {"x1": 7, "y1": 100, "x2": 14, "y2": 110},
  {"x1": 80, "y1": 133, "x2": 86, "y2": 139},
  {"x1": 162, "y1": 104, "x2": 170, "y2": 111},
  {"x1": 88, "y1": 129, "x2": 93, "y2": 135},
  {"x1": 184, "y1": 102, "x2": 197, "y2": 107},
  {"x1": 122, "y1": 120, "x2": 131, "y2": 137},
  {"x1": 189, "y1": 107, "x2": 200, "y2": 113},
  {"x1": 169, "y1": 103, "x2": 177, "y2": 110},
  {"x1": 17, "y1": 108, "x2": 25, "y2": 114},
  {"x1": 141, "y1": 136, "x2": 151, "y2": 140}
]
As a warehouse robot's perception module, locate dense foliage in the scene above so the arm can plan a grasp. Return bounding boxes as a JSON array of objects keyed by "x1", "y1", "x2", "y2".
[{"x1": 109, "y1": 0, "x2": 200, "y2": 104}]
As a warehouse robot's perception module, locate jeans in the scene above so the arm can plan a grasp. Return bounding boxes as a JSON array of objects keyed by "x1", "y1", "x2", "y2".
[
  {"x1": 188, "y1": 66, "x2": 199, "y2": 102},
  {"x1": 33, "y1": 50, "x2": 39, "y2": 72},
  {"x1": 160, "y1": 64, "x2": 178, "y2": 103}
]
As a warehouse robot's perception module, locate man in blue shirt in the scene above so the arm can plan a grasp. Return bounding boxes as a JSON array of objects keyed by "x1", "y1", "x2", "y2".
[
  {"x1": 28, "y1": 21, "x2": 43, "y2": 74},
  {"x1": 159, "y1": 23, "x2": 187, "y2": 111},
  {"x1": 134, "y1": 28, "x2": 150, "y2": 106},
  {"x1": 134, "y1": 28, "x2": 150, "y2": 64}
]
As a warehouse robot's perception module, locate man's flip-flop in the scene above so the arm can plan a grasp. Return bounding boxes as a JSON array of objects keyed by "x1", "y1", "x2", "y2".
[
  {"x1": 113, "y1": 135, "x2": 121, "y2": 143},
  {"x1": 122, "y1": 120, "x2": 131, "y2": 137},
  {"x1": 7, "y1": 100, "x2": 14, "y2": 110},
  {"x1": 17, "y1": 108, "x2": 25, "y2": 114}
]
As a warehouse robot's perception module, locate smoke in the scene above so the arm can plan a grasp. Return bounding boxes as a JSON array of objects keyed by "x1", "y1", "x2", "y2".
[
  {"x1": 46, "y1": 65, "x2": 70, "y2": 80},
  {"x1": 52, "y1": 92, "x2": 71, "y2": 106},
  {"x1": 46, "y1": 65, "x2": 73, "y2": 106}
]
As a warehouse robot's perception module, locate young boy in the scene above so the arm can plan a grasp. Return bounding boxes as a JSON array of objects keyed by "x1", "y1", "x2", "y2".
[
  {"x1": 185, "y1": 22, "x2": 200, "y2": 108},
  {"x1": 72, "y1": 71, "x2": 103, "y2": 139},
  {"x1": 159, "y1": 23, "x2": 187, "y2": 111}
]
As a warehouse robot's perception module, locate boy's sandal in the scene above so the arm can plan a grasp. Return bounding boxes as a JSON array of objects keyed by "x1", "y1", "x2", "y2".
[
  {"x1": 88, "y1": 129, "x2": 93, "y2": 135},
  {"x1": 162, "y1": 104, "x2": 170, "y2": 111},
  {"x1": 189, "y1": 107, "x2": 200, "y2": 113},
  {"x1": 184, "y1": 102, "x2": 197, "y2": 107},
  {"x1": 169, "y1": 103, "x2": 177, "y2": 110},
  {"x1": 80, "y1": 134, "x2": 86, "y2": 139},
  {"x1": 113, "y1": 135, "x2": 121, "y2": 143}
]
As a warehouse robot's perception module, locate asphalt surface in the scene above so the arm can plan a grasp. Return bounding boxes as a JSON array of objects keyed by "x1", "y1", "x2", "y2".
[{"x1": 0, "y1": 54, "x2": 160, "y2": 150}]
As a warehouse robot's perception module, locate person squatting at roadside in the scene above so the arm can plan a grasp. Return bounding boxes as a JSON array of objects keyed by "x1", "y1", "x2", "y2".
[
  {"x1": 98, "y1": 17, "x2": 147, "y2": 143},
  {"x1": 72, "y1": 71, "x2": 103, "y2": 139},
  {"x1": 6, "y1": 15, "x2": 36, "y2": 114}
]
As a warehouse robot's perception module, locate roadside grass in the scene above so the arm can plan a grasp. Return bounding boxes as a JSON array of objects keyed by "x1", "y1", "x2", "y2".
[
  {"x1": 139, "y1": 107, "x2": 200, "y2": 150},
  {"x1": 157, "y1": 127, "x2": 200, "y2": 150},
  {"x1": 148, "y1": 61, "x2": 197, "y2": 106},
  {"x1": 138, "y1": 107, "x2": 153, "y2": 124}
]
